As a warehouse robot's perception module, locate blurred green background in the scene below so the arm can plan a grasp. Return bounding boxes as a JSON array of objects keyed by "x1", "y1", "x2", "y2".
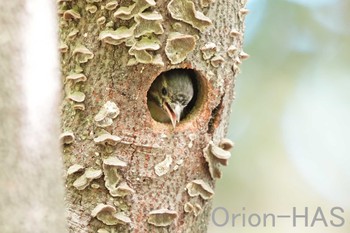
[{"x1": 209, "y1": 0, "x2": 350, "y2": 232}]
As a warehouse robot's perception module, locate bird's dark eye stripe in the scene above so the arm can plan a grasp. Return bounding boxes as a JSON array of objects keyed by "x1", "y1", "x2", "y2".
[{"x1": 162, "y1": 87, "x2": 167, "y2": 95}]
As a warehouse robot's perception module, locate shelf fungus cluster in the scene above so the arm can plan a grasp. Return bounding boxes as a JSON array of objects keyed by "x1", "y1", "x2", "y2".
[
  {"x1": 102, "y1": 156, "x2": 135, "y2": 197},
  {"x1": 203, "y1": 139, "x2": 234, "y2": 179},
  {"x1": 60, "y1": 0, "x2": 217, "y2": 66},
  {"x1": 94, "y1": 0, "x2": 213, "y2": 65},
  {"x1": 183, "y1": 179, "x2": 214, "y2": 217},
  {"x1": 94, "y1": 101, "x2": 120, "y2": 128},
  {"x1": 67, "y1": 164, "x2": 103, "y2": 190},
  {"x1": 91, "y1": 203, "x2": 132, "y2": 226},
  {"x1": 60, "y1": 39, "x2": 92, "y2": 111},
  {"x1": 97, "y1": 0, "x2": 164, "y2": 65},
  {"x1": 196, "y1": 4, "x2": 250, "y2": 71},
  {"x1": 67, "y1": 149, "x2": 133, "y2": 225},
  {"x1": 186, "y1": 179, "x2": 214, "y2": 200},
  {"x1": 72, "y1": 45, "x2": 94, "y2": 64}
]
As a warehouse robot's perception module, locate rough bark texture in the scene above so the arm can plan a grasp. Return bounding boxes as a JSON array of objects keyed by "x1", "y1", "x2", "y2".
[
  {"x1": 59, "y1": 0, "x2": 247, "y2": 232},
  {"x1": 0, "y1": 1, "x2": 66, "y2": 233}
]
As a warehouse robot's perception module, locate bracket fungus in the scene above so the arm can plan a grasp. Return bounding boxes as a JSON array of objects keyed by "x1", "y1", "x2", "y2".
[
  {"x1": 203, "y1": 141, "x2": 232, "y2": 179},
  {"x1": 72, "y1": 45, "x2": 94, "y2": 63},
  {"x1": 59, "y1": 42, "x2": 68, "y2": 53},
  {"x1": 73, "y1": 168, "x2": 102, "y2": 190},
  {"x1": 128, "y1": 49, "x2": 154, "y2": 64},
  {"x1": 97, "y1": 229, "x2": 109, "y2": 233},
  {"x1": 186, "y1": 179, "x2": 214, "y2": 200},
  {"x1": 219, "y1": 138, "x2": 234, "y2": 151},
  {"x1": 134, "y1": 12, "x2": 164, "y2": 37},
  {"x1": 86, "y1": 4, "x2": 98, "y2": 14},
  {"x1": 94, "y1": 101, "x2": 120, "y2": 128},
  {"x1": 113, "y1": 182, "x2": 135, "y2": 197},
  {"x1": 114, "y1": 5, "x2": 135, "y2": 19},
  {"x1": 200, "y1": 42, "x2": 217, "y2": 60},
  {"x1": 73, "y1": 103, "x2": 85, "y2": 111},
  {"x1": 97, "y1": 16, "x2": 106, "y2": 25},
  {"x1": 67, "y1": 164, "x2": 85, "y2": 175},
  {"x1": 165, "y1": 33, "x2": 196, "y2": 64},
  {"x1": 94, "y1": 134, "x2": 122, "y2": 146},
  {"x1": 105, "y1": 1, "x2": 118, "y2": 10},
  {"x1": 148, "y1": 209, "x2": 178, "y2": 227},
  {"x1": 239, "y1": 8, "x2": 250, "y2": 20},
  {"x1": 60, "y1": 131, "x2": 75, "y2": 144},
  {"x1": 67, "y1": 29, "x2": 79, "y2": 40},
  {"x1": 99, "y1": 26, "x2": 135, "y2": 46},
  {"x1": 227, "y1": 45, "x2": 238, "y2": 58},
  {"x1": 167, "y1": 0, "x2": 212, "y2": 32},
  {"x1": 114, "y1": 0, "x2": 156, "y2": 20},
  {"x1": 132, "y1": 36, "x2": 161, "y2": 51},
  {"x1": 91, "y1": 204, "x2": 132, "y2": 226},
  {"x1": 68, "y1": 91, "x2": 86, "y2": 103},
  {"x1": 103, "y1": 156, "x2": 127, "y2": 167},
  {"x1": 63, "y1": 9, "x2": 81, "y2": 20},
  {"x1": 184, "y1": 202, "x2": 202, "y2": 216},
  {"x1": 229, "y1": 29, "x2": 242, "y2": 37},
  {"x1": 239, "y1": 51, "x2": 250, "y2": 60},
  {"x1": 65, "y1": 73, "x2": 87, "y2": 83},
  {"x1": 154, "y1": 154, "x2": 173, "y2": 176},
  {"x1": 210, "y1": 55, "x2": 225, "y2": 68},
  {"x1": 103, "y1": 156, "x2": 128, "y2": 197}
]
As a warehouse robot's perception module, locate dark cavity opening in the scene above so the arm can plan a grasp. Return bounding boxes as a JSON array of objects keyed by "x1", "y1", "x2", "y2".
[{"x1": 147, "y1": 68, "x2": 201, "y2": 126}]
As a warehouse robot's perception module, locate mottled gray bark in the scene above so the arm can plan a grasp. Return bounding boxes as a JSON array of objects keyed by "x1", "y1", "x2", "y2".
[
  {"x1": 59, "y1": 0, "x2": 247, "y2": 232},
  {"x1": 0, "y1": 1, "x2": 66, "y2": 233}
]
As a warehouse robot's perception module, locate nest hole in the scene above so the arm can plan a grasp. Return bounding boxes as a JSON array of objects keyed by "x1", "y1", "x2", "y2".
[{"x1": 147, "y1": 68, "x2": 207, "y2": 127}]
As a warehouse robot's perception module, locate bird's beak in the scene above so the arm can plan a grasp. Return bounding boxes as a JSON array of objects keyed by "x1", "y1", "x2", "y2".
[{"x1": 163, "y1": 102, "x2": 182, "y2": 128}]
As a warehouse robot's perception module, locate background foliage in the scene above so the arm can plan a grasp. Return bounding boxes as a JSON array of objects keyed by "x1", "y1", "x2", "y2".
[{"x1": 209, "y1": 0, "x2": 350, "y2": 232}]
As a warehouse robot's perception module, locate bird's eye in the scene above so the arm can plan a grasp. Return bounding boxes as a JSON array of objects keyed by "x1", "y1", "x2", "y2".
[{"x1": 161, "y1": 87, "x2": 167, "y2": 96}]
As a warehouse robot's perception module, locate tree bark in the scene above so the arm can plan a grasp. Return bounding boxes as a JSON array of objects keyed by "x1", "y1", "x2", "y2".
[
  {"x1": 59, "y1": 0, "x2": 247, "y2": 232},
  {"x1": 0, "y1": 1, "x2": 66, "y2": 233}
]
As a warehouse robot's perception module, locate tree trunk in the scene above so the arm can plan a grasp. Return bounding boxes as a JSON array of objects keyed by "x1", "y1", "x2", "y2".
[
  {"x1": 0, "y1": 1, "x2": 66, "y2": 233},
  {"x1": 59, "y1": 0, "x2": 247, "y2": 232}
]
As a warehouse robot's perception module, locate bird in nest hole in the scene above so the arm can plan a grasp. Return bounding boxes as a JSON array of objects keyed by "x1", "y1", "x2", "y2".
[{"x1": 147, "y1": 70, "x2": 194, "y2": 128}]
